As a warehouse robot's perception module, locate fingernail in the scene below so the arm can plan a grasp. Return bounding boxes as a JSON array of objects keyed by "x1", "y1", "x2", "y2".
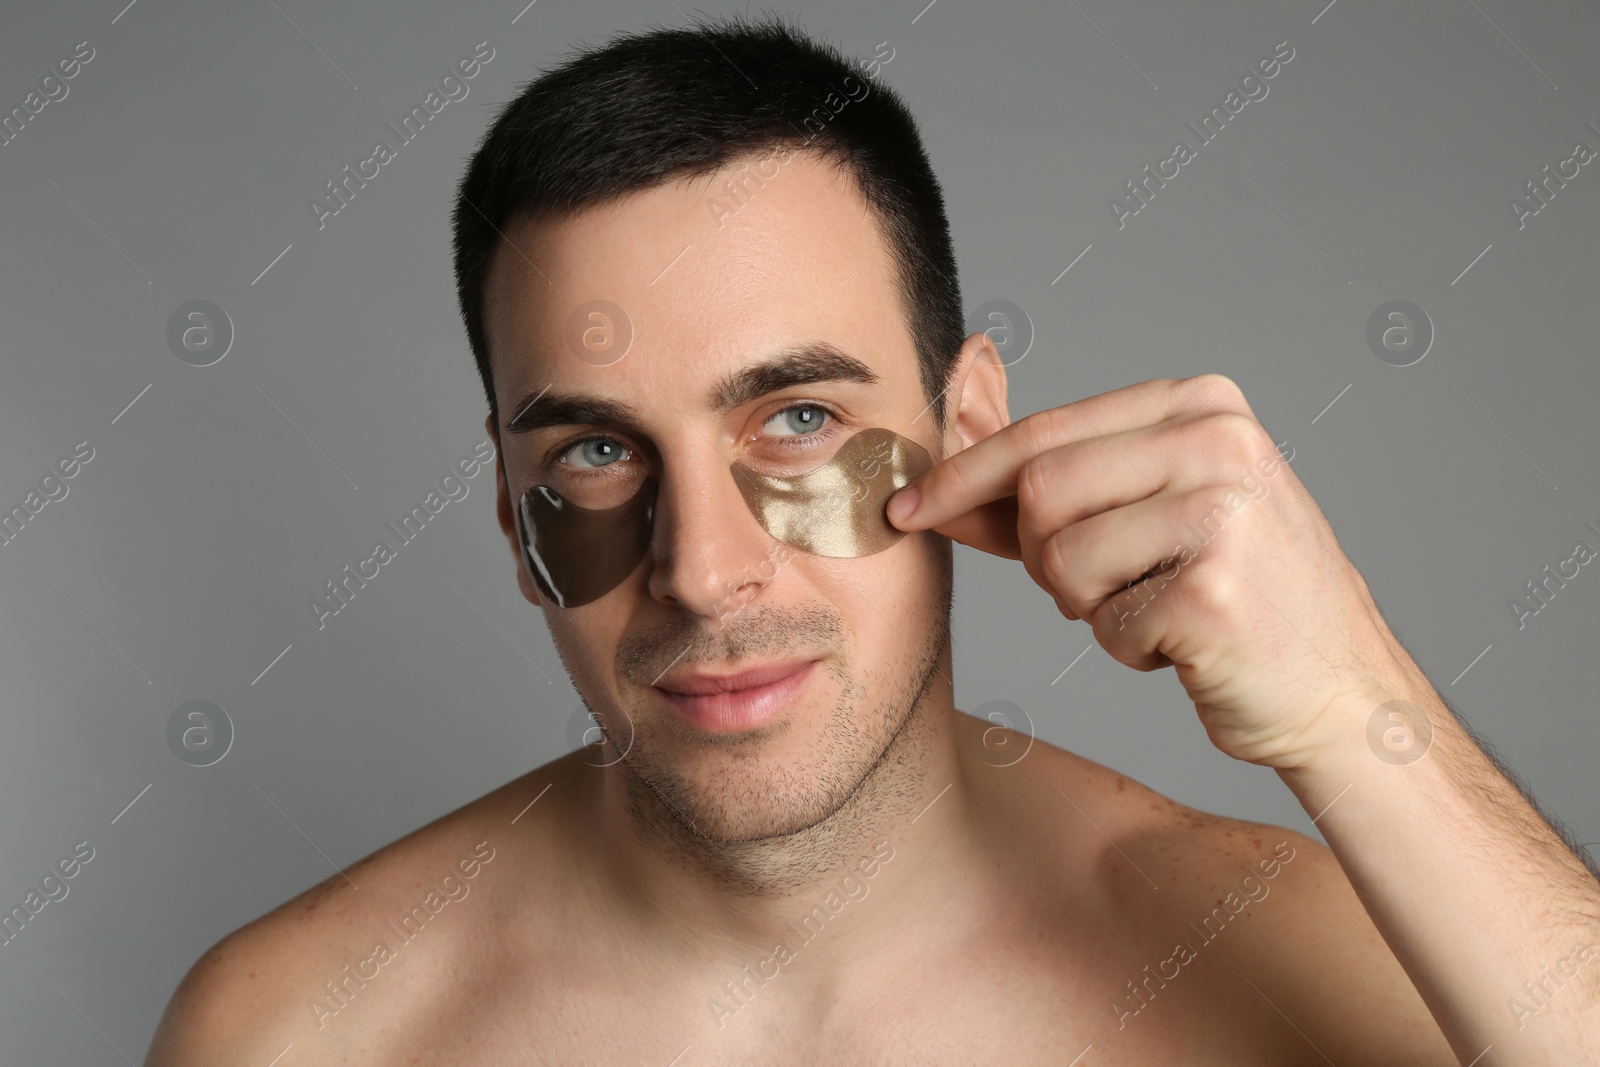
[{"x1": 888, "y1": 487, "x2": 919, "y2": 523}]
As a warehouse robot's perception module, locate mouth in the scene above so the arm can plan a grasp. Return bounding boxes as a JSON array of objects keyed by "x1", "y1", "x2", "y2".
[{"x1": 651, "y1": 658, "x2": 819, "y2": 733}]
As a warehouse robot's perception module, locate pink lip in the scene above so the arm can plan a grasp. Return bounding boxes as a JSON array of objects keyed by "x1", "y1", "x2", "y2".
[{"x1": 652, "y1": 659, "x2": 818, "y2": 733}]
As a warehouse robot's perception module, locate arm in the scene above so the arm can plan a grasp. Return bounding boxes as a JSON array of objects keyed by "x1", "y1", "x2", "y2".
[
  {"x1": 887, "y1": 371, "x2": 1600, "y2": 1063},
  {"x1": 1278, "y1": 670, "x2": 1600, "y2": 1063}
]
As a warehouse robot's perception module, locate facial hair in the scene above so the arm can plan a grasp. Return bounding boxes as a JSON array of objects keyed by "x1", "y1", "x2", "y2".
[{"x1": 576, "y1": 541, "x2": 953, "y2": 893}]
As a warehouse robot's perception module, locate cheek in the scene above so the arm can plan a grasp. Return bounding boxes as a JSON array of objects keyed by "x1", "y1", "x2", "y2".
[
  {"x1": 546, "y1": 605, "x2": 627, "y2": 691},
  {"x1": 810, "y1": 532, "x2": 947, "y2": 657}
]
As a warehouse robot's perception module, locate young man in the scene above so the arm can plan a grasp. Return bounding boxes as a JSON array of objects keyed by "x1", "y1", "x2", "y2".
[{"x1": 146, "y1": 14, "x2": 1600, "y2": 1064}]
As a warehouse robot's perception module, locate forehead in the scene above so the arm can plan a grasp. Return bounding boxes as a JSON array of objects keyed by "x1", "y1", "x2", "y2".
[{"x1": 481, "y1": 149, "x2": 917, "y2": 420}]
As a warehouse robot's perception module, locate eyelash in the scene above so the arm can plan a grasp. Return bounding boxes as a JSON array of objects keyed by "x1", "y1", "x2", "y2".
[{"x1": 549, "y1": 401, "x2": 844, "y2": 474}]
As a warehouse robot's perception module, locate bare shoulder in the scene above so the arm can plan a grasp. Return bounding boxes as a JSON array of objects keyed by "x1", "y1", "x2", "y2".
[
  {"x1": 142, "y1": 753, "x2": 579, "y2": 1066},
  {"x1": 977, "y1": 715, "x2": 1329, "y2": 914},
  {"x1": 990, "y1": 723, "x2": 1454, "y2": 1064}
]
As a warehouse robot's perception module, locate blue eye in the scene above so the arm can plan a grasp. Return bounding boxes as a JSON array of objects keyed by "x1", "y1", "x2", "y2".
[
  {"x1": 764, "y1": 403, "x2": 832, "y2": 437},
  {"x1": 560, "y1": 438, "x2": 631, "y2": 469}
]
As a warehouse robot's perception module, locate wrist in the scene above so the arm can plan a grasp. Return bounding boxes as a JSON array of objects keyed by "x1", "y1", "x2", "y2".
[{"x1": 1276, "y1": 678, "x2": 1450, "y2": 799}]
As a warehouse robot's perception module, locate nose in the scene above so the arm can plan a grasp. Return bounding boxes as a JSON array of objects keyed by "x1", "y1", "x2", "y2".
[{"x1": 645, "y1": 438, "x2": 785, "y2": 619}]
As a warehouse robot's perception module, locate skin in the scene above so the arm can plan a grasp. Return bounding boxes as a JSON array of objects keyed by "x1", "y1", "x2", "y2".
[{"x1": 142, "y1": 149, "x2": 1598, "y2": 1065}]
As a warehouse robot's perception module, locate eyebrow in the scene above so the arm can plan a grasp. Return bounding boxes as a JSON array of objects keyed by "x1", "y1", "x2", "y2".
[{"x1": 503, "y1": 341, "x2": 882, "y2": 437}]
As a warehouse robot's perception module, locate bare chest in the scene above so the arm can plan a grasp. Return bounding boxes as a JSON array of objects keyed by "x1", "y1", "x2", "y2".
[{"x1": 352, "y1": 939, "x2": 1288, "y2": 1066}]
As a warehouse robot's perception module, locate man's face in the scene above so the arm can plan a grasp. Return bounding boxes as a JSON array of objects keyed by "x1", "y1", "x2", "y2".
[{"x1": 483, "y1": 150, "x2": 953, "y2": 845}]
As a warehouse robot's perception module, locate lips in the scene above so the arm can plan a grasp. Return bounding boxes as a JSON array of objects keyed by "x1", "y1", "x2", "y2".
[
  {"x1": 654, "y1": 658, "x2": 816, "y2": 696},
  {"x1": 650, "y1": 658, "x2": 820, "y2": 734}
]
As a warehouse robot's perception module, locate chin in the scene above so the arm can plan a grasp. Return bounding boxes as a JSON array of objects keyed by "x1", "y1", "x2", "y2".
[{"x1": 622, "y1": 676, "x2": 895, "y2": 844}]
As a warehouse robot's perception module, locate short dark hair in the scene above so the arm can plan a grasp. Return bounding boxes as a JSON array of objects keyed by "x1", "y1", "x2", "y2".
[{"x1": 450, "y1": 12, "x2": 966, "y2": 436}]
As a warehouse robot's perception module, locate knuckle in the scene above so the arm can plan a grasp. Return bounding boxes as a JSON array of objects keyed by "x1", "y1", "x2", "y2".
[
  {"x1": 1039, "y1": 529, "x2": 1080, "y2": 608},
  {"x1": 1194, "y1": 410, "x2": 1269, "y2": 465},
  {"x1": 1018, "y1": 405, "x2": 1069, "y2": 456},
  {"x1": 1186, "y1": 560, "x2": 1245, "y2": 619},
  {"x1": 1016, "y1": 451, "x2": 1055, "y2": 511},
  {"x1": 1179, "y1": 486, "x2": 1246, "y2": 552}
]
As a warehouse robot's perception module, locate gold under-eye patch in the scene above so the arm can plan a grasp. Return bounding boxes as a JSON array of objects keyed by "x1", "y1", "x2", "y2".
[
  {"x1": 730, "y1": 427, "x2": 934, "y2": 558},
  {"x1": 514, "y1": 427, "x2": 933, "y2": 608}
]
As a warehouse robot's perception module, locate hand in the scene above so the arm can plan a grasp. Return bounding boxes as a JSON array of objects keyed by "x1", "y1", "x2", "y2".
[{"x1": 886, "y1": 374, "x2": 1418, "y2": 770}]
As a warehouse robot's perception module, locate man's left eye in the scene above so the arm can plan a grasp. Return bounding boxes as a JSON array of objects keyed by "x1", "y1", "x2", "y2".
[{"x1": 763, "y1": 403, "x2": 832, "y2": 437}]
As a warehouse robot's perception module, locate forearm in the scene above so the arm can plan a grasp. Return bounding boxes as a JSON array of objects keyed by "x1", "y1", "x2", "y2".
[{"x1": 1277, "y1": 683, "x2": 1600, "y2": 1065}]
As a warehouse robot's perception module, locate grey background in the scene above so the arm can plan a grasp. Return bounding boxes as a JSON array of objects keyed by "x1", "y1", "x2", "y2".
[{"x1": 1, "y1": 0, "x2": 1596, "y2": 1059}]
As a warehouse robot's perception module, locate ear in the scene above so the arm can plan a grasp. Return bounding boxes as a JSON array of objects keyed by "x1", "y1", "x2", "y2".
[
  {"x1": 486, "y1": 412, "x2": 544, "y2": 607},
  {"x1": 908, "y1": 331, "x2": 1020, "y2": 559},
  {"x1": 940, "y1": 328, "x2": 1011, "y2": 458}
]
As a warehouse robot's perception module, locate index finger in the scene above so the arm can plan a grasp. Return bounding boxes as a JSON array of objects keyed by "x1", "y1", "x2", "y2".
[{"x1": 887, "y1": 374, "x2": 1249, "y2": 530}]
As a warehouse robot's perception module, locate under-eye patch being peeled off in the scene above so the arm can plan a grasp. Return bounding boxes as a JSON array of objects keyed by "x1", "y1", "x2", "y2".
[
  {"x1": 514, "y1": 427, "x2": 933, "y2": 609},
  {"x1": 730, "y1": 427, "x2": 934, "y2": 557}
]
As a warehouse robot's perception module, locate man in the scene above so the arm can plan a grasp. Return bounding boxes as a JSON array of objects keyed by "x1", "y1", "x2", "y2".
[{"x1": 146, "y1": 14, "x2": 1600, "y2": 1064}]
